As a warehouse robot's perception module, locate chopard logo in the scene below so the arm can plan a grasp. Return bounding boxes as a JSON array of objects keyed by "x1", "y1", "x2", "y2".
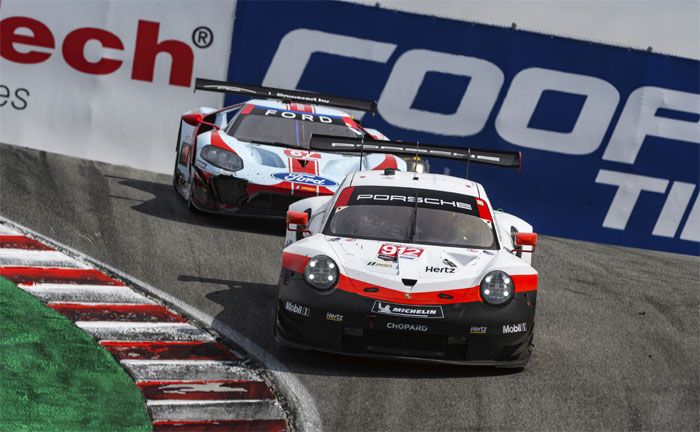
[{"x1": 386, "y1": 322, "x2": 428, "y2": 332}]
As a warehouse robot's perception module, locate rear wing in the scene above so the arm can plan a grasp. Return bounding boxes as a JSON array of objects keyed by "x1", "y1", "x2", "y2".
[
  {"x1": 310, "y1": 134, "x2": 521, "y2": 169},
  {"x1": 195, "y1": 78, "x2": 377, "y2": 113}
]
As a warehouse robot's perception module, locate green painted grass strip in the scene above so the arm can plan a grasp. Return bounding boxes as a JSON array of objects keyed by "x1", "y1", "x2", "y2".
[{"x1": 0, "y1": 277, "x2": 151, "y2": 431}]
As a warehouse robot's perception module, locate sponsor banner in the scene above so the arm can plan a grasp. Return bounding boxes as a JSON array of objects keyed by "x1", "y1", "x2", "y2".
[
  {"x1": 227, "y1": 1, "x2": 700, "y2": 255},
  {"x1": 0, "y1": 0, "x2": 235, "y2": 174}
]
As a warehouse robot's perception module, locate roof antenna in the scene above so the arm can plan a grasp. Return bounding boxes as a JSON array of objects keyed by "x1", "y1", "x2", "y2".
[
  {"x1": 359, "y1": 136, "x2": 365, "y2": 171},
  {"x1": 465, "y1": 148, "x2": 472, "y2": 181},
  {"x1": 413, "y1": 141, "x2": 420, "y2": 180}
]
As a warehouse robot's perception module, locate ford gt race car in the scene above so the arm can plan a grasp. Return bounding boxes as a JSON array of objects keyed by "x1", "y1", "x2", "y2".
[
  {"x1": 275, "y1": 136, "x2": 538, "y2": 367},
  {"x1": 173, "y1": 79, "x2": 407, "y2": 216}
]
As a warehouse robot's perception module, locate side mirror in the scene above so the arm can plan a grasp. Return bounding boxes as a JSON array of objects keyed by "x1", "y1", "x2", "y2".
[
  {"x1": 182, "y1": 113, "x2": 203, "y2": 126},
  {"x1": 182, "y1": 113, "x2": 221, "y2": 130},
  {"x1": 513, "y1": 232, "x2": 537, "y2": 253},
  {"x1": 286, "y1": 210, "x2": 309, "y2": 232}
]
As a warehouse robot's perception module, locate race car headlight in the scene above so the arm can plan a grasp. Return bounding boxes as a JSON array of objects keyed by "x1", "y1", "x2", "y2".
[
  {"x1": 480, "y1": 270, "x2": 514, "y2": 305},
  {"x1": 304, "y1": 255, "x2": 338, "y2": 291},
  {"x1": 200, "y1": 145, "x2": 244, "y2": 172}
]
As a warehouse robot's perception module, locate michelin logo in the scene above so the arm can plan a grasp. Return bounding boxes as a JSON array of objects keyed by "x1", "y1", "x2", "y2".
[{"x1": 372, "y1": 301, "x2": 444, "y2": 318}]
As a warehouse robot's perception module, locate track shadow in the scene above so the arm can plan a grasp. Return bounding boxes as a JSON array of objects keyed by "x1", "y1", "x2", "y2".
[
  {"x1": 182, "y1": 274, "x2": 520, "y2": 379},
  {"x1": 105, "y1": 175, "x2": 285, "y2": 236}
]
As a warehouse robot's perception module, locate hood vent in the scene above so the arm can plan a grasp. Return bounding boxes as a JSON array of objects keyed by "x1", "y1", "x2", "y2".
[{"x1": 402, "y1": 279, "x2": 417, "y2": 287}]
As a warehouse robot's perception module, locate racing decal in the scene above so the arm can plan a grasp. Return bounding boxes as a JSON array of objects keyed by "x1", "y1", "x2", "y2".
[
  {"x1": 284, "y1": 148, "x2": 321, "y2": 159},
  {"x1": 288, "y1": 103, "x2": 314, "y2": 113},
  {"x1": 325, "y1": 312, "x2": 343, "y2": 322},
  {"x1": 333, "y1": 187, "x2": 355, "y2": 207},
  {"x1": 442, "y1": 258, "x2": 458, "y2": 268},
  {"x1": 349, "y1": 186, "x2": 479, "y2": 216},
  {"x1": 372, "y1": 155, "x2": 398, "y2": 171},
  {"x1": 285, "y1": 146, "x2": 321, "y2": 196},
  {"x1": 474, "y1": 198, "x2": 493, "y2": 223},
  {"x1": 378, "y1": 244, "x2": 424, "y2": 261},
  {"x1": 246, "y1": 182, "x2": 334, "y2": 198},
  {"x1": 271, "y1": 172, "x2": 337, "y2": 187},
  {"x1": 469, "y1": 325, "x2": 487, "y2": 335},
  {"x1": 281, "y1": 252, "x2": 310, "y2": 273},
  {"x1": 210, "y1": 131, "x2": 235, "y2": 152},
  {"x1": 366, "y1": 261, "x2": 395, "y2": 269},
  {"x1": 240, "y1": 103, "x2": 255, "y2": 115},
  {"x1": 371, "y1": 301, "x2": 444, "y2": 318},
  {"x1": 386, "y1": 322, "x2": 428, "y2": 332},
  {"x1": 502, "y1": 323, "x2": 528, "y2": 334},
  {"x1": 250, "y1": 107, "x2": 344, "y2": 124},
  {"x1": 512, "y1": 274, "x2": 538, "y2": 292},
  {"x1": 284, "y1": 301, "x2": 310, "y2": 316},
  {"x1": 424, "y1": 266, "x2": 455, "y2": 274}
]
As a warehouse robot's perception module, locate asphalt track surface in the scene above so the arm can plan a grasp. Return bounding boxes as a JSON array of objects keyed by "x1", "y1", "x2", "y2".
[{"x1": 1, "y1": 143, "x2": 698, "y2": 431}]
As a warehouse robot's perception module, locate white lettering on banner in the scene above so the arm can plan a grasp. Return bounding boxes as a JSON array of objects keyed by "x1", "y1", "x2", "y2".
[
  {"x1": 603, "y1": 87, "x2": 700, "y2": 164},
  {"x1": 377, "y1": 49, "x2": 504, "y2": 136},
  {"x1": 0, "y1": 1, "x2": 234, "y2": 175},
  {"x1": 495, "y1": 68, "x2": 620, "y2": 155},
  {"x1": 679, "y1": 195, "x2": 700, "y2": 242},
  {"x1": 263, "y1": 29, "x2": 396, "y2": 120},
  {"x1": 263, "y1": 29, "x2": 699, "y2": 247},
  {"x1": 595, "y1": 170, "x2": 669, "y2": 230},
  {"x1": 264, "y1": 30, "x2": 699, "y2": 166},
  {"x1": 652, "y1": 182, "x2": 696, "y2": 238}
]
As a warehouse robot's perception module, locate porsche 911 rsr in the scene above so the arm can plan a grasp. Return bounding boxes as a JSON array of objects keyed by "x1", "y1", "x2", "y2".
[
  {"x1": 275, "y1": 138, "x2": 537, "y2": 367},
  {"x1": 173, "y1": 79, "x2": 407, "y2": 216}
]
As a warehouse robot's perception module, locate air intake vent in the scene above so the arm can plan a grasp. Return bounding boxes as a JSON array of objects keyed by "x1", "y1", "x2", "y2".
[{"x1": 402, "y1": 279, "x2": 417, "y2": 287}]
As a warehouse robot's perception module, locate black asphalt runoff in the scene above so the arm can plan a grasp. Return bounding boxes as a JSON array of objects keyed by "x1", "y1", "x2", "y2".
[{"x1": 1, "y1": 143, "x2": 697, "y2": 431}]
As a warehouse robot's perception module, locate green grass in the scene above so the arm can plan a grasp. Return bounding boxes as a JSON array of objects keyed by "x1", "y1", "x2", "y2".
[{"x1": 0, "y1": 277, "x2": 151, "y2": 432}]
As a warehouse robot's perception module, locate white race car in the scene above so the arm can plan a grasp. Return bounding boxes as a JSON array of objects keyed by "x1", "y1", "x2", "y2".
[
  {"x1": 173, "y1": 79, "x2": 407, "y2": 216},
  {"x1": 275, "y1": 137, "x2": 538, "y2": 367}
]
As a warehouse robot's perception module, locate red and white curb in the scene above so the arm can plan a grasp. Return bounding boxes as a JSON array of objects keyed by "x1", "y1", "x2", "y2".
[{"x1": 0, "y1": 222, "x2": 288, "y2": 432}]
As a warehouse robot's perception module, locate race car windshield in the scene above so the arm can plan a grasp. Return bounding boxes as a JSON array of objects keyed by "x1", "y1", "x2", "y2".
[
  {"x1": 228, "y1": 106, "x2": 362, "y2": 148},
  {"x1": 324, "y1": 187, "x2": 498, "y2": 249}
]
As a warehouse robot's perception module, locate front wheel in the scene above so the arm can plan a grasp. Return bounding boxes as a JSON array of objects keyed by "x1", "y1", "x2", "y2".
[{"x1": 186, "y1": 179, "x2": 203, "y2": 214}]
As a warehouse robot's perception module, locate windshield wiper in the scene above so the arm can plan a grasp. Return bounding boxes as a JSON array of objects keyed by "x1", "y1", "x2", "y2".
[{"x1": 245, "y1": 139, "x2": 294, "y2": 148}]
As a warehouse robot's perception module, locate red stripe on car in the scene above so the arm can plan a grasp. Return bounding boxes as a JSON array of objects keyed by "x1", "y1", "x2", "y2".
[
  {"x1": 0, "y1": 267, "x2": 124, "y2": 285},
  {"x1": 372, "y1": 155, "x2": 398, "y2": 170},
  {"x1": 49, "y1": 303, "x2": 186, "y2": 323},
  {"x1": 0, "y1": 235, "x2": 54, "y2": 250},
  {"x1": 334, "y1": 187, "x2": 355, "y2": 207},
  {"x1": 100, "y1": 340, "x2": 239, "y2": 361},
  {"x1": 281, "y1": 252, "x2": 310, "y2": 273},
  {"x1": 240, "y1": 103, "x2": 254, "y2": 115},
  {"x1": 152, "y1": 419, "x2": 287, "y2": 432},
  {"x1": 280, "y1": 252, "x2": 537, "y2": 305},
  {"x1": 475, "y1": 198, "x2": 493, "y2": 222},
  {"x1": 210, "y1": 130, "x2": 236, "y2": 153},
  {"x1": 512, "y1": 273, "x2": 538, "y2": 292},
  {"x1": 137, "y1": 380, "x2": 275, "y2": 400}
]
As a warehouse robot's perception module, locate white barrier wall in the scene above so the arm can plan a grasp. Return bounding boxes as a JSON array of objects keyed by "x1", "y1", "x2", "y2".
[{"x1": 0, "y1": 0, "x2": 235, "y2": 174}]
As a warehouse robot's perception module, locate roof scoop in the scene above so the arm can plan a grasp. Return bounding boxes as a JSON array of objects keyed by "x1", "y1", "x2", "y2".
[{"x1": 402, "y1": 279, "x2": 417, "y2": 287}]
